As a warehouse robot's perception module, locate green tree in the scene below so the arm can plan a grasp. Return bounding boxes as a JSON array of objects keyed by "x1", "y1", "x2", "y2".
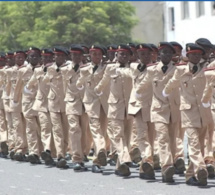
[{"x1": 0, "y1": 2, "x2": 137, "y2": 51}]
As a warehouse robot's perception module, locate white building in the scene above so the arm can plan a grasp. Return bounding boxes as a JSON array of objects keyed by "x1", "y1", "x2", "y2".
[{"x1": 164, "y1": 1, "x2": 215, "y2": 48}]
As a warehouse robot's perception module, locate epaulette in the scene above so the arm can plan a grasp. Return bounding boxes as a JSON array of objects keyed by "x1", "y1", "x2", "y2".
[
  {"x1": 204, "y1": 67, "x2": 215, "y2": 71},
  {"x1": 176, "y1": 62, "x2": 187, "y2": 66},
  {"x1": 147, "y1": 62, "x2": 158, "y2": 67}
]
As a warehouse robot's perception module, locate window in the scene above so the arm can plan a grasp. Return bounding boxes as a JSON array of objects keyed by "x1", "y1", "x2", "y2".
[
  {"x1": 196, "y1": 2, "x2": 205, "y2": 17},
  {"x1": 182, "y1": 2, "x2": 189, "y2": 19},
  {"x1": 169, "y1": 7, "x2": 175, "y2": 31}
]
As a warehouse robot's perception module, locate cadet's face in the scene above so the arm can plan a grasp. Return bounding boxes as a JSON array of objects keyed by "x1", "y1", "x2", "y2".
[
  {"x1": 107, "y1": 51, "x2": 115, "y2": 62},
  {"x1": 187, "y1": 52, "x2": 202, "y2": 64},
  {"x1": 172, "y1": 48, "x2": 182, "y2": 63},
  {"x1": 0, "y1": 60, "x2": 6, "y2": 67},
  {"x1": 137, "y1": 50, "x2": 151, "y2": 65},
  {"x1": 42, "y1": 55, "x2": 53, "y2": 65},
  {"x1": 202, "y1": 46, "x2": 212, "y2": 60},
  {"x1": 159, "y1": 47, "x2": 173, "y2": 65},
  {"x1": 151, "y1": 51, "x2": 158, "y2": 62},
  {"x1": 28, "y1": 51, "x2": 41, "y2": 66},
  {"x1": 90, "y1": 50, "x2": 102, "y2": 65},
  {"x1": 6, "y1": 57, "x2": 15, "y2": 67},
  {"x1": 15, "y1": 54, "x2": 26, "y2": 66},
  {"x1": 54, "y1": 53, "x2": 66, "y2": 65},
  {"x1": 117, "y1": 51, "x2": 130, "y2": 64},
  {"x1": 71, "y1": 52, "x2": 83, "y2": 64},
  {"x1": 130, "y1": 48, "x2": 138, "y2": 62}
]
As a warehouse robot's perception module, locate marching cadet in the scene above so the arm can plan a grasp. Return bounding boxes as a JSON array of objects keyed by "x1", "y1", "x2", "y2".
[
  {"x1": 169, "y1": 41, "x2": 186, "y2": 174},
  {"x1": 163, "y1": 43, "x2": 212, "y2": 186},
  {"x1": 0, "y1": 53, "x2": 8, "y2": 157},
  {"x1": 116, "y1": 44, "x2": 156, "y2": 179},
  {"x1": 42, "y1": 47, "x2": 69, "y2": 169},
  {"x1": 94, "y1": 44, "x2": 140, "y2": 177},
  {"x1": 25, "y1": 48, "x2": 56, "y2": 165},
  {"x1": 149, "y1": 44, "x2": 159, "y2": 63},
  {"x1": 127, "y1": 43, "x2": 138, "y2": 63},
  {"x1": 106, "y1": 45, "x2": 117, "y2": 62},
  {"x1": 195, "y1": 38, "x2": 215, "y2": 178},
  {"x1": 76, "y1": 45, "x2": 109, "y2": 173},
  {"x1": 14, "y1": 47, "x2": 42, "y2": 164},
  {"x1": 81, "y1": 44, "x2": 90, "y2": 64},
  {"x1": 148, "y1": 43, "x2": 161, "y2": 170},
  {"x1": 135, "y1": 42, "x2": 182, "y2": 183},
  {"x1": 2, "y1": 52, "x2": 15, "y2": 156},
  {"x1": 60, "y1": 45, "x2": 89, "y2": 171},
  {"x1": 9, "y1": 51, "x2": 28, "y2": 161}
]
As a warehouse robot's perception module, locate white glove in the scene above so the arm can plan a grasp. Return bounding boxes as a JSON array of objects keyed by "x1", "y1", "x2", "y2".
[
  {"x1": 202, "y1": 102, "x2": 210, "y2": 108},
  {"x1": 24, "y1": 86, "x2": 34, "y2": 94},
  {"x1": 135, "y1": 92, "x2": 142, "y2": 99},
  {"x1": 162, "y1": 89, "x2": 169, "y2": 97}
]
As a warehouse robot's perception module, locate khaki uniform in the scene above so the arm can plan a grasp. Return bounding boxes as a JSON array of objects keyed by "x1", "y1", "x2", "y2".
[
  {"x1": 164, "y1": 62, "x2": 212, "y2": 180},
  {"x1": 136, "y1": 61, "x2": 180, "y2": 173},
  {"x1": 43, "y1": 62, "x2": 68, "y2": 159},
  {"x1": 14, "y1": 64, "x2": 42, "y2": 156},
  {"x1": 8, "y1": 65, "x2": 27, "y2": 154},
  {"x1": 95, "y1": 62, "x2": 138, "y2": 168},
  {"x1": 77, "y1": 62, "x2": 109, "y2": 165},
  {"x1": 26, "y1": 65, "x2": 55, "y2": 156},
  {"x1": 116, "y1": 62, "x2": 155, "y2": 171},
  {"x1": 60, "y1": 62, "x2": 89, "y2": 163}
]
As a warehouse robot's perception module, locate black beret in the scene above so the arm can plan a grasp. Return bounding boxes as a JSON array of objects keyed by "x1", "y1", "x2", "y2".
[
  {"x1": 117, "y1": 44, "x2": 133, "y2": 55},
  {"x1": 0, "y1": 52, "x2": 6, "y2": 60},
  {"x1": 186, "y1": 43, "x2": 205, "y2": 55},
  {"x1": 169, "y1": 41, "x2": 183, "y2": 50},
  {"x1": 127, "y1": 43, "x2": 136, "y2": 48},
  {"x1": 28, "y1": 47, "x2": 41, "y2": 53},
  {"x1": 53, "y1": 47, "x2": 68, "y2": 55},
  {"x1": 158, "y1": 42, "x2": 176, "y2": 54},
  {"x1": 107, "y1": 44, "x2": 117, "y2": 51},
  {"x1": 89, "y1": 45, "x2": 105, "y2": 55},
  {"x1": 70, "y1": 45, "x2": 85, "y2": 53},
  {"x1": 195, "y1": 38, "x2": 213, "y2": 48},
  {"x1": 5, "y1": 51, "x2": 14, "y2": 57},
  {"x1": 14, "y1": 50, "x2": 27, "y2": 56},
  {"x1": 148, "y1": 43, "x2": 158, "y2": 52},
  {"x1": 136, "y1": 43, "x2": 153, "y2": 51},
  {"x1": 41, "y1": 48, "x2": 54, "y2": 55}
]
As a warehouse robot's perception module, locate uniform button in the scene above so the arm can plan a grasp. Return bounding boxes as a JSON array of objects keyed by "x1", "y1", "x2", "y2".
[
  {"x1": 193, "y1": 85, "x2": 195, "y2": 87},
  {"x1": 198, "y1": 105, "x2": 200, "y2": 107}
]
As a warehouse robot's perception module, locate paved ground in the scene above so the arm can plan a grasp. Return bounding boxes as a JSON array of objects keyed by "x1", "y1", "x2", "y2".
[{"x1": 0, "y1": 156, "x2": 215, "y2": 195}]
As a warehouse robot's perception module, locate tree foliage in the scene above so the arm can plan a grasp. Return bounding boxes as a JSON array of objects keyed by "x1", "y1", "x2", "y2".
[{"x1": 0, "y1": 2, "x2": 137, "y2": 51}]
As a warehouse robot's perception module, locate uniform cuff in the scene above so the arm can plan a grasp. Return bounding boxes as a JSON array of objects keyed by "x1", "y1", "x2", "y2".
[
  {"x1": 162, "y1": 89, "x2": 169, "y2": 97},
  {"x1": 202, "y1": 102, "x2": 210, "y2": 108},
  {"x1": 77, "y1": 85, "x2": 84, "y2": 90},
  {"x1": 24, "y1": 86, "x2": 34, "y2": 94}
]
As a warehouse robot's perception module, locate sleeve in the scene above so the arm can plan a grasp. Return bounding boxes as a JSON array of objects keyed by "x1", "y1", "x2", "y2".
[
  {"x1": 76, "y1": 67, "x2": 91, "y2": 90},
  {"x1": 163, "y1": 68, "x2": 181, "y2": 95},
  {"x1": 13, "y1": 71, "x2": 24, "y2": 103},
  {"x1": 201, "y1": 78, "x2": 215, "y2": 104}
]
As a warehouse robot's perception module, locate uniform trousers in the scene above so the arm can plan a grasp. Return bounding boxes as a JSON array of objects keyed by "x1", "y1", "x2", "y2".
[
  {"x1": 154, "y1": 122, "x2": 178, "y2": 173},
  {"x1": 88, "y1": 106, "x2": 106, "y2": 165},
  {"x1": 185, "y1": 127, "x2": 208, "y2": 180},
  {"x1": 12, "y1": 112, "x2": 27, "y2": 154},
  {"x1": 49, "y1": 112, "x2": 68, "y2": 159},
  {"x1": 135, "y1": 110, "x2": 154, "y2": 170},
  {"x1": 0, "y1": 109, "x2": 7, "y2": 143},
  {"x1": 107, "y1": 118, "x2": 132, "y2": 169}
]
